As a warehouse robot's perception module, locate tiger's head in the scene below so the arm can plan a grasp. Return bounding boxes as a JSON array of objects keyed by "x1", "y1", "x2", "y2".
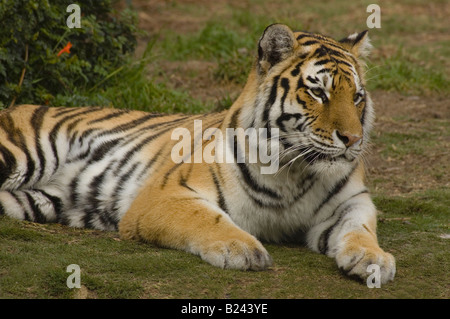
[{"x1": 240, "y1": 24, "x2": 374, "y2": 175}]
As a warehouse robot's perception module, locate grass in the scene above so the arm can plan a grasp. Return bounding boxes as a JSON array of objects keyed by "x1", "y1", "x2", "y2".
[
  {"x1": 372, "y1": 124, "x2": 447, "y2": 158},
  {"x1": 366, "y1": 49, "x2": 450, "y2": 94},
  {"x1": 1, "y1": 188, "x2": 448, "y2": 299},
  {"x1": 0, "y1": 0, "x2": 449, "y2": 299}
]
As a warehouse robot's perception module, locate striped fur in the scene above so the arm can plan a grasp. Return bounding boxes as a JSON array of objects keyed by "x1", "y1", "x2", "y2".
[{"x1": 0, "y1": 24, "x2": 395, "y2": 283}]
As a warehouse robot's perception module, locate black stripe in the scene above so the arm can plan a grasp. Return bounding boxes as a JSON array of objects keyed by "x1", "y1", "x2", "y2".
[
  {"x1": 276, "y1": 112, "x2": 302, "y2": 133},
  {"x1": 84, "y1": 162, "x2": 117, "y2": 229},
  {"x1": 39, "y1": 190, "x2": 64, "y2": 217},
  {"x1": 261, "y1": 75, "x2": 280, "y2": 142},
  {"x1": 67, "y1": 118, "x2": 84, "y2": 135},
  {"x1": 320, "y1": 47, "x2": 347, "y2": 60},
  {"x1": 290, "y1": 59, "x2": 305, "y2": 77},
  {"x1": 316, "y1": 190, "x2": 369, "y2": 254},
  {"x1": 340, "y1": 31, "x2": 368, "y2": 46},
  {"x1": 306, "y1": 75, "x2": 319, "y2": 84},
  {"x1": 302, "y1": 40, "x2": 319, "y2": 46},
  {"x1": 110, "y1": 148, "x2": 162, "y2": 219},
  {"x1": 360, "y1": 102, "x2": 367, "y2": 125},
  {"x1": 318, "y1": 204, "x2": 355, "y2": 254},
  {"x1": 49, "y1": 108, "x2": 103, "y2": 171},
  {"x1": 233, "y1": 142, "x2": 281, "y2": 200},
  {"x1": 292, "y1": 173, "x2": 317, "y2": 201},
  {"x1": 23, "y1": 191, "x2": 47, "y2": 223},
  {"x1": 0, "y1": 114, "x2": 36, "y2": 187},
  {"x1": 31, "y1": 106, "x2": 50, "y2": 182},
  {"x1": 313, "y1": 165, "x2": 358, "y2": 216},
  {"x1": 67, "y1": 118, "x2": 86, "y2": 148},
  {"x1": 331, "y1": 58, "x2": 354, "y2": 69},
  {"x1": 88, "y1": 140, "x2": 121, "y2": 164},
  {"x1": 279, "y1": 77, "x2": 290, "y2": 113},
  {"x1": 317, "y1": 68, "x2": 331, "y2": 74},
  {"x1": 179, "y1": 174, "x2": 197, "y2": 193},
  {"x1": 262, "y1": 76, "x2": 280, "y2": 123},
  {"x1": 96, "y1": 113, "x2": 167, "y2": 137},
  {"x1": 52, "y1": 107, "x2": 86, "y2": 117},
  {"x1": 0, "y1": 144, "x2": 17, "y2": 188},
  {"x1": 319, "y1": 41, "x2": 348, "y2": 53},
  {"x1": 296, "y1": 33, "x2": 314, "y2": 40},
  {"x1": 242, "y1": 191, "x2": 270, "y2": 208},
  {"x1": 314, "y1": 59, "x2": 331, "y2": 66},
  {"x1": 69, "y1": 176, "x2": 80, "y2": 205},
  {"x1": 87, "y1": 109, "x2": 130, "y2": 124},
  {"x1": 209, "y1": 167, "x2": 228, "y2": 214},
  {"x1": 8, "y1": 191, "x2": 29, "y2": 221},
  {"x1": 296, "y1": 93, "x2": 307, "y2": 109}
]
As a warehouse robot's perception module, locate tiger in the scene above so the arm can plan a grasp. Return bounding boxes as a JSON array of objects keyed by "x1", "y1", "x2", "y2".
[{"x1": 0, "y1": 24, "x2": 395, "y2": 284}]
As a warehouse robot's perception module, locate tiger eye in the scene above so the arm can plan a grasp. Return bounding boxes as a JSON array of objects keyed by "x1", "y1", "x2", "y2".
[{"x1": 311, "y1": 88, "x2": 323, "y2": 98}]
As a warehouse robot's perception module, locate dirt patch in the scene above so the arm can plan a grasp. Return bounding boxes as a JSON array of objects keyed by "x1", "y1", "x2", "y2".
[
  {"x1": 367, "y1": 91, "x2": 449, "y2": 195},
  {"x1": 151, "y1": 59, "x2": 242, "y2": 105},
  {"x1": 371, "y1": 91, "x2": 449, "y2": 120},
  {"x1": 132, "y1": 0, "x2": 239, "y2": 36}
]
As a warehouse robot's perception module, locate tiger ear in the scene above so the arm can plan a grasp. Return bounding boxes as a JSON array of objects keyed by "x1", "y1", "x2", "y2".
[
  {"x1": 257, "y1": 24, "x2": 297, "y2": 74},
  {"x1": 339, "y1": 30, "x2": 372, "y2": 59}
]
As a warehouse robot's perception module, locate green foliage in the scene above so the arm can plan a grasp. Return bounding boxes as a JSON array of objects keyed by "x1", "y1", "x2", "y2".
[{"x1": 0, "y1": 0, "x2": 138, "y2": 108}]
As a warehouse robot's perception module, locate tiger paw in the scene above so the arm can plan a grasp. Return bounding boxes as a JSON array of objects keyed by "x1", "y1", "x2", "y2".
[
  {"x1": 198, "y1": 237, "x2": 273, "y2": 271},
  {"x1": 336, "y1": 241, "x2": 396, "y2": 285}
]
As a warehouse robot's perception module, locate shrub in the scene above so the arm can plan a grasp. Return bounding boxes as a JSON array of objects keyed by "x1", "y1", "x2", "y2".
[{"x1": 0, "y1": 0, "x2": 138, "y2": 108}]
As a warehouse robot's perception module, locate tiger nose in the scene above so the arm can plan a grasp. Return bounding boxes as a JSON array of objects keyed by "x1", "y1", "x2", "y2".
[{"x1": 336, "y1": 131, "x2": 362, "y2": 148}]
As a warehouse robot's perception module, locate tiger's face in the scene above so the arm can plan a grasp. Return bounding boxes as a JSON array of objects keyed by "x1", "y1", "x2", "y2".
[{"x1": 254, "y1": 24, "x2": 374, "y2": 174}]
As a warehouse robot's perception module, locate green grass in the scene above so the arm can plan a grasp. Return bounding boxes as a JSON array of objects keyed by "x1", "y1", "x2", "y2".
[
  {"x1": 367, "y1": 49, "x2": 450, "y2": 94},
  {"x1": 373, "y1": 131, "x2": 440, "y2": 158},
  {"x1": 0, "y1": 188, "x2": 448, "y2": 299}
]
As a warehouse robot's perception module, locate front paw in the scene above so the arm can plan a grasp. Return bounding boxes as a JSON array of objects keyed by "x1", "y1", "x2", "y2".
[
  {"x1": 198, "y1": 236, "x2": 273, "y2": 271},
  {"x1": 336, "y1": 233, "x2": 396, "y2": 284}
]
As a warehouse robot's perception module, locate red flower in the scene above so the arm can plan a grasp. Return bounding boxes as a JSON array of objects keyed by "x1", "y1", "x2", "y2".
[{"x1": 57, "y1": 42, "x2": 72, "y2": 57}]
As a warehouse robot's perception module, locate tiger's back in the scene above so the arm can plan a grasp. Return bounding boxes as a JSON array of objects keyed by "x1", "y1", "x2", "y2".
[{"x1": 0, "y1": 105, "x2": 224, "y2": 230}]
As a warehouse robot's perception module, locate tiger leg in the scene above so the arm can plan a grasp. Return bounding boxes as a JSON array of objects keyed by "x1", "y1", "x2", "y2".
[
  {"x1": 308, "y1": 192, "x2": 395, "y2": 284},
  {"x1": 119, "y1": 186, "x2": 272, "y2": 270}
]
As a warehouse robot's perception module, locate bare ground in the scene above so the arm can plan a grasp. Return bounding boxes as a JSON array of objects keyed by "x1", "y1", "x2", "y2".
[{"x1": 367, "y1": 91, "x2": 449, "y2": 196}]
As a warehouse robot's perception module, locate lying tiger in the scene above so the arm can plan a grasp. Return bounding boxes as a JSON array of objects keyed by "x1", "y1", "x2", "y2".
[{"x1": 0, "y1": 24, "x2": 395, "y2": 284}]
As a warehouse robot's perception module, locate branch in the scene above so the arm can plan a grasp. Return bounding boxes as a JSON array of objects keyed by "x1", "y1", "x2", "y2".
[{"x1": 8, "y1": 44, "x2": 29, "y2": 108}]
